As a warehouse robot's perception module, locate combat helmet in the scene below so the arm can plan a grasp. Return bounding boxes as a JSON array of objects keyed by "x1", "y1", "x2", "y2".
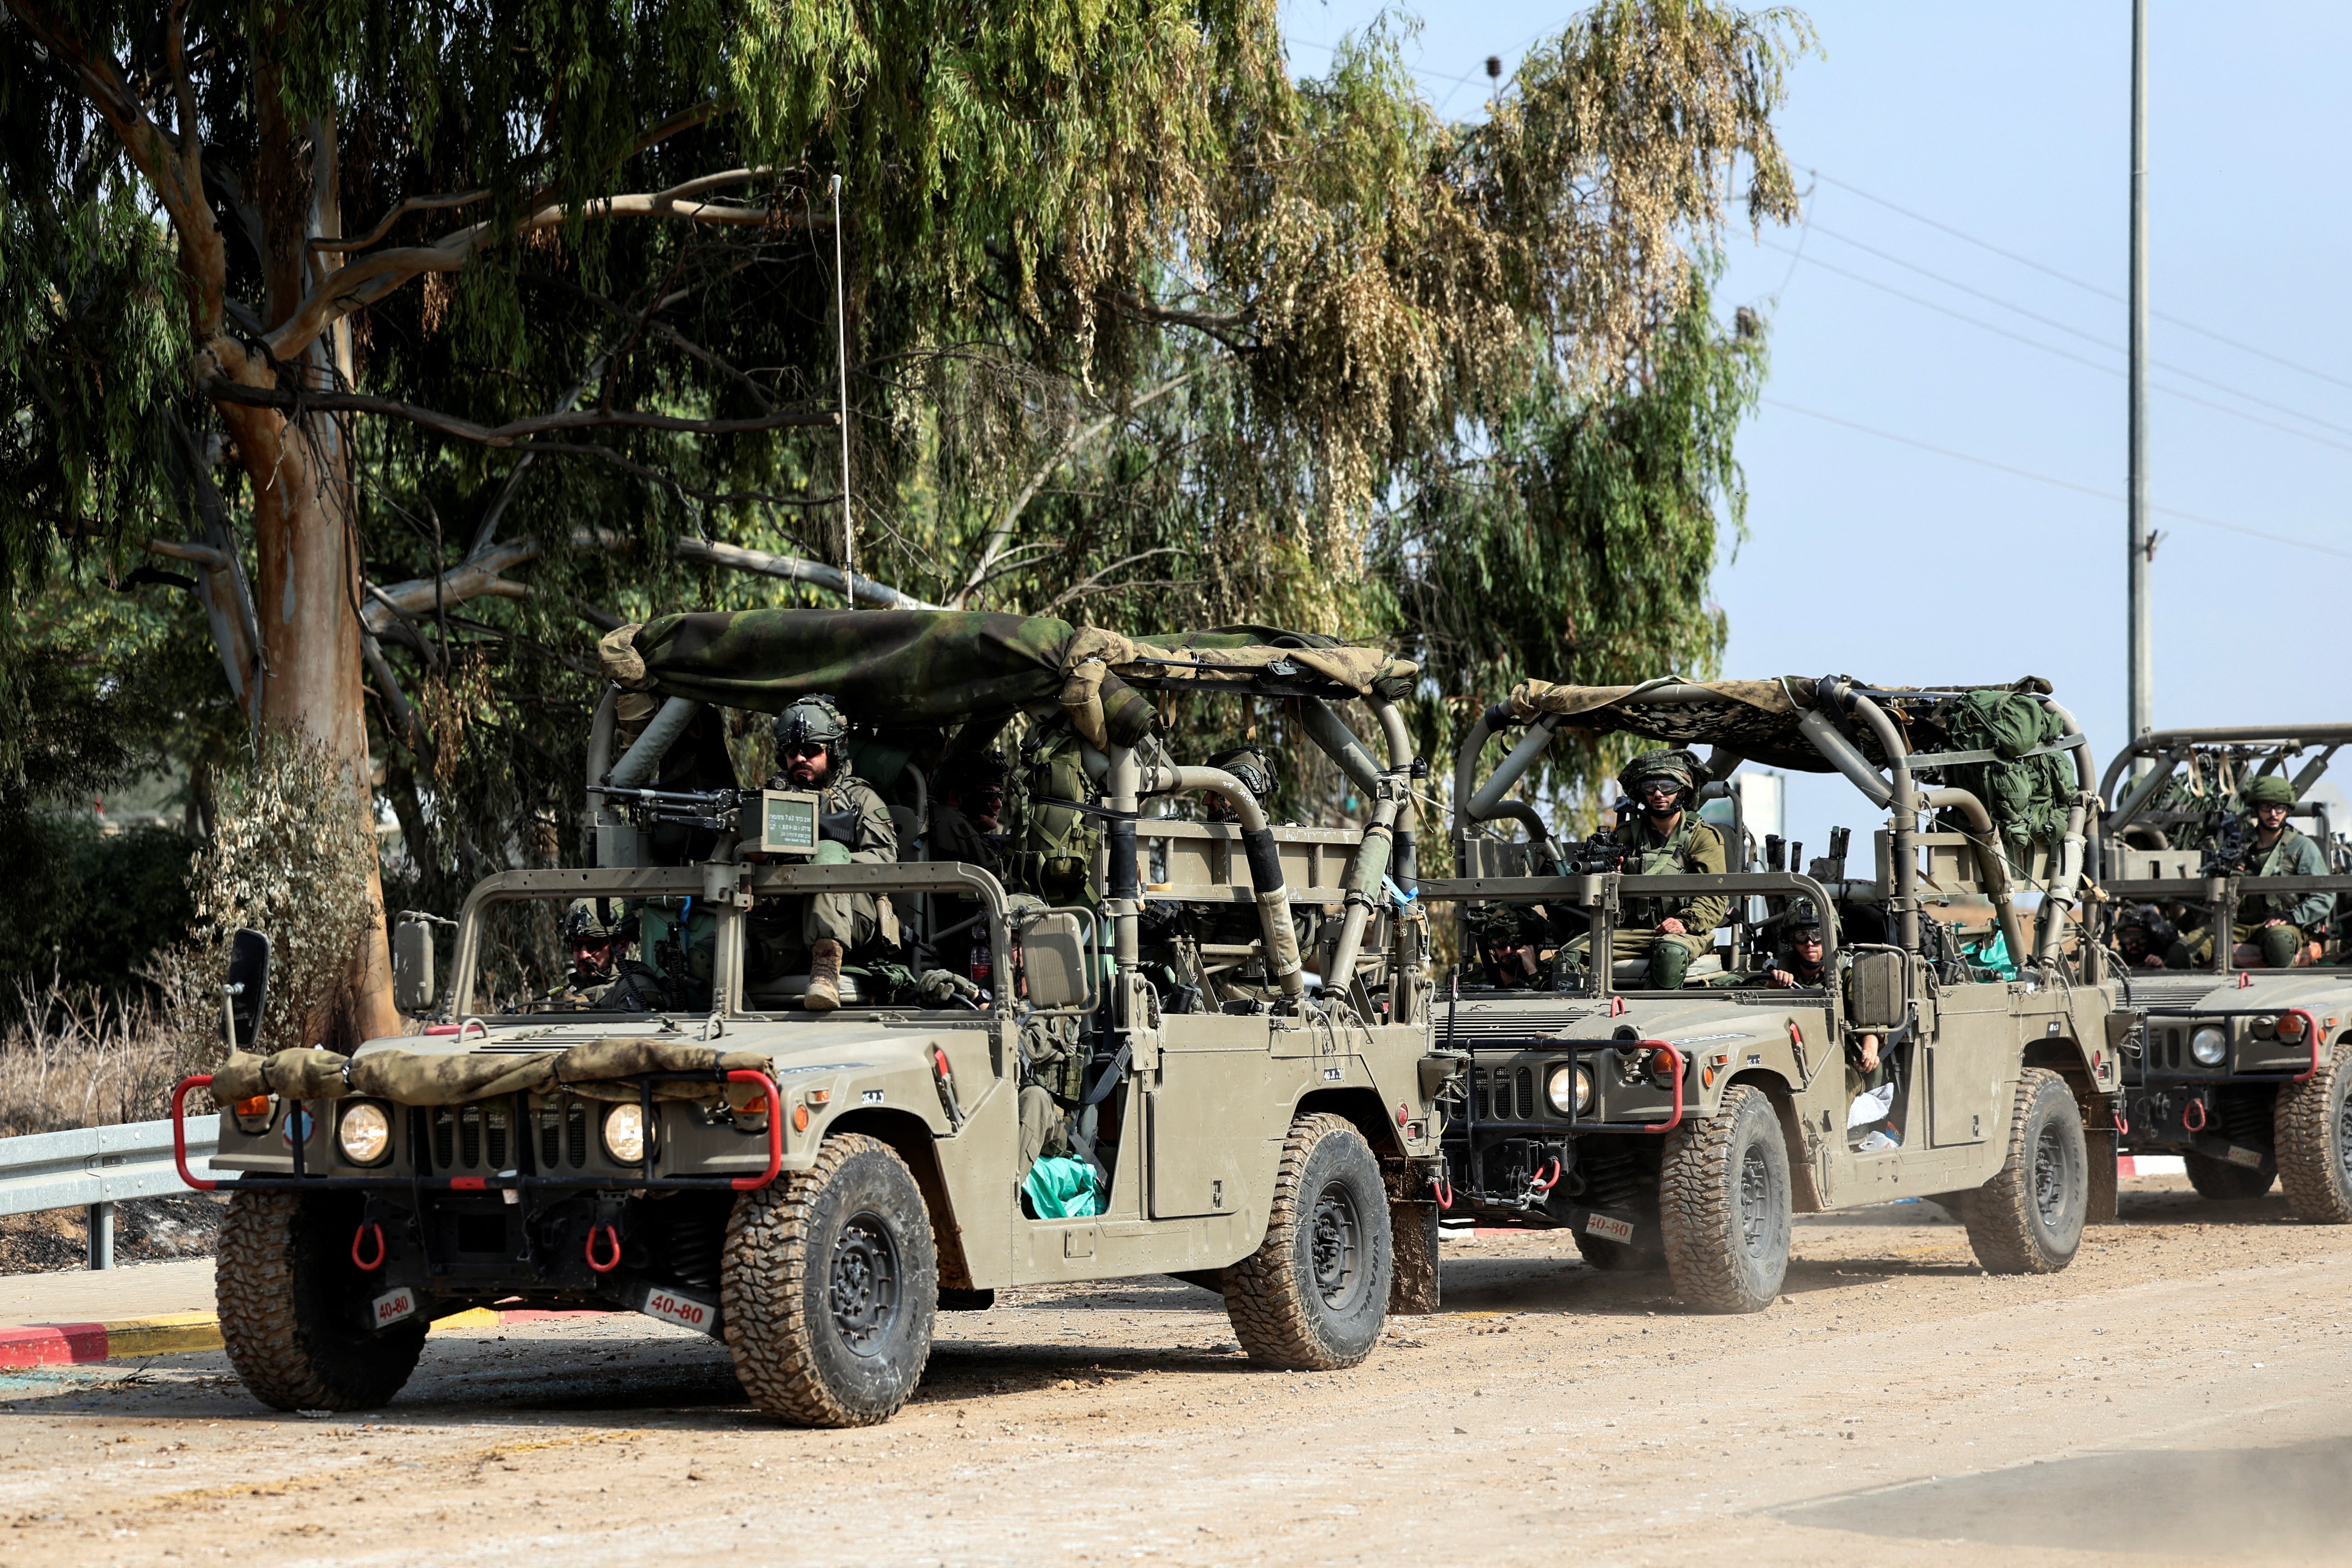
[
  {"x1": 561, "y1": 897, "x2": 623, "y2": 944},
  {"x1": 1618, "y1": 747, "x2": 1702, "y2": 806},
  {"x1": 2242, "y1": 774, "x2": 2297, "y2": 808},
  {"x1": 775, "y1": 693, "x2": 850, "y2": 752}
]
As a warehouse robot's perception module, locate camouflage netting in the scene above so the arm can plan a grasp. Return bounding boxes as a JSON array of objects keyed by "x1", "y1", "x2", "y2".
[
  {"x1": 597, "y1": 611, "x2": 1415, "y2": 749},
  {"x1": 211, "y1": 1039, "x2": 781, "y2": 1110},
  {"x1": 1506, "y1": 675, "x2": 2058, "y2": 777}
]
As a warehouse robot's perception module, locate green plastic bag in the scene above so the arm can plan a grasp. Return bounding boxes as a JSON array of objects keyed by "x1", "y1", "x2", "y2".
[
  {"x1": 1959, "y1": 927, "x2": 2020, "y2": 981},
  {"x1": 1022, "y1": 1155, "x2": 1104, "y2": 1219}
]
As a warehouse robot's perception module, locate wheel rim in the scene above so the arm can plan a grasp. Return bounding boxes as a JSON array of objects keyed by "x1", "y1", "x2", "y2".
[
  {"x1": 2031, "y1": 1121, "x2": 2070, "y2": 1228},
  {"x1": 1309, "y1": 1181, "x2": 1364, "y2": 1311},
  {"x1": 1737, "y1": 1143, "x2": 1774, "y2": 1257},
  {"x1": 829, "y1": 1210, "x2": 901, "y2": 1357}
]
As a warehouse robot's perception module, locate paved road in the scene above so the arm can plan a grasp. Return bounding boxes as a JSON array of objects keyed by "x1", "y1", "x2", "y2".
[{"x1": 3, "y1": 1175, "x2": 2348, "y2": 1567}]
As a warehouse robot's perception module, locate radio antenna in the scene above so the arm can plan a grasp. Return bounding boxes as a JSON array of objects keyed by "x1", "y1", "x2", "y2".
[{"x1": 831, "y1": 173, "x2": 855, "y2": 607}]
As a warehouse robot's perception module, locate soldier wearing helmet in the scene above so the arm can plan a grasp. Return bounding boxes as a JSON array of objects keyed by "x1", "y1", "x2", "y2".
[
  {"x1": 930, "y1": 749, "x2": 1009, "y2": 876},
  {"x1": 1758, "y1": 900, "x2": 1830, "y2": 989},
  {"x1": 1469, "y1": 901, "x2": 1554, "y2": 989},
  {"x1": 1561, "y1": 748, "x2": 1727, "y2": 989},
  {"x1": 2114, "y1": 903, "x2": 2176, "y2": 970},
  {"x1": 748, "y1": 694, "x2": 899, "y2": 1010},
  {"x1": 2167, "y1": 774, "x2": 2332, "y2": 969},
  {"x1": 546, "y1": 898, "x2": 672, "y2": 1011}
]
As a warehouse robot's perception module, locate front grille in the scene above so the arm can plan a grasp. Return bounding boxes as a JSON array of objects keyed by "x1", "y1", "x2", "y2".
[
  {"x1": 1472, "y1": 1067, "x2": 1542, "y2": 1121},
  {"x1": 427, "y1": 1098, "x2": 590, "y2": 1173}
]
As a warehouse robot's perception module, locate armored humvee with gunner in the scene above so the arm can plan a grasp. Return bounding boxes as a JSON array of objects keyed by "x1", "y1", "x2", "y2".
[
  {"x1": 2096, "y1": 725, "x2": 2352, "y2": 1219},
  {"x1": 178, "y1": 609, "x2": 1450, "y2": 1425},
  {"x1": 1420, "y1": 673, "x2": 2135, "y2": 1311}
]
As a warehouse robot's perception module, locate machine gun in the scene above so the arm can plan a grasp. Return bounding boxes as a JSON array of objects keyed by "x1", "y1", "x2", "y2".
[
  {"x1": 589, "y1": 784, "x2": 825, "y2": 857},
  {"x1": 588, "y1": 784, "x2": 753, "y2": 833},
  {"x1": 1564, "y1": 827, "x2": 1636, "y2": 876},
  {"x1": 2198, "y1": 807, "x2": 2251, "y2": 878}
]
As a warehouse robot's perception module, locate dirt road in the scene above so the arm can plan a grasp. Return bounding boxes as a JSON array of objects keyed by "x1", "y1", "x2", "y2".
[{"x1": 5, "y1": 1175, "x2": 2349, "y2": 1567}]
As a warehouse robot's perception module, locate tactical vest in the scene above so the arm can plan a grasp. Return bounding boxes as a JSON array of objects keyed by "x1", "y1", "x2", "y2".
[
  {"x1": 1617, "y1": 814, "x2": 1714, "y2": 929},
  {"x1": 2243, "y1": 828, "x2": 2317, "y2": 924}
]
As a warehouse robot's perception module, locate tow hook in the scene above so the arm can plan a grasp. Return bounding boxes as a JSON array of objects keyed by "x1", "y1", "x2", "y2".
[{"x1": 929, "y1": 1045, "x2": 968, "y2": 1131}]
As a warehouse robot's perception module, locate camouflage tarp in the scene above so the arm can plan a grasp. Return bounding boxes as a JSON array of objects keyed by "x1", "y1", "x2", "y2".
[
  {"x1": 597, "y1": 610, "x2": 1417, "y2": 748},
  {"x1": 1506, "y1": 676, "x2": 2056, "y2": 775},
  {"x1": 212, "y1": 1040, "x2": 784, "y2": 1110}
]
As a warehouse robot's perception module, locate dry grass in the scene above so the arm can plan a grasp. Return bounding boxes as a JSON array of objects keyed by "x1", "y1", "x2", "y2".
[{"x1": 0, "y1": 962, "x2": 213, "y2": 1139}]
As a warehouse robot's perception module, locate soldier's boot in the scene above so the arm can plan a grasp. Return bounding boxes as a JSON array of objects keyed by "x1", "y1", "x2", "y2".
[
  {"x1": 1649, "y1": 937, "x2": 1692, "y2": 990},
  {"x1": 805, "y1": 939, "x2": 845, "y2": 1012}
]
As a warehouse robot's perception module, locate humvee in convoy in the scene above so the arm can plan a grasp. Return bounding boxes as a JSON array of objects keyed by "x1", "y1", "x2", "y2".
[
  {"x1": 1420, "y1": 674, "x2": 2135, "y2": 1310},
  {"x1": 2097, "y1": 725, "x2": 2352, "y2": 1220},
  {"x1": 178, "y1": 611, "x2": 1450, "y2": 1425}
]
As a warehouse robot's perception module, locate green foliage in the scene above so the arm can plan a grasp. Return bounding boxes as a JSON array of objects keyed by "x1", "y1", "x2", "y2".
[
  {"x1": 1, "y1": 0, "x2": 1804, "y2": 941},
  {"x1": 0, "y1": 820, "x2": 196, "y2": 1001}
]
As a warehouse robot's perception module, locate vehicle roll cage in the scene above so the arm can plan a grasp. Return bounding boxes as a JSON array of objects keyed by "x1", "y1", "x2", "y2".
[
  {"x1": 1446, "y1": 675, "x2": 2104, "y2": 978},
  {"x1": 2095, "y1": 725, "x2": 2352, "y2": 979}
]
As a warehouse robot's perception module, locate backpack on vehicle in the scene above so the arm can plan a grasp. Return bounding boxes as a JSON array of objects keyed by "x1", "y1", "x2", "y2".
[
  {"x1": 1932, "y1": 688, "x2": 2072, "y2": 875},
  {"x1": 1006, "y1": 720, "x2": 1101, "y2": 908}
]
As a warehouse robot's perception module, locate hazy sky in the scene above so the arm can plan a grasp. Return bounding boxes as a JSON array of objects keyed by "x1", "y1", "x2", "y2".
[{"x1": 1280, "y1": 0, "x2": 2352, "y2": 850}]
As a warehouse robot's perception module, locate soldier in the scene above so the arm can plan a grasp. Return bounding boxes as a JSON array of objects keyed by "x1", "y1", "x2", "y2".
[
  {"x1": 749, "y1": 694, "x2": 899, "y2": 1010},
  {"x1": 2167, "y1": 775, "x2": 2334, "y2": 969},
  {"x1": 929, "y1": 750, "x2": 1007, "y2": 875},
  {"x1": 1755, "y1": 902, "x2": 1829, "y2": 989},
  {"x1": 2114, "y1": 904, "x2": 2175, "y2": 970},
  {"x1": 1564, "y1": 748, "x2": 1727, "y2": 988},
  {"x1": 549, "y1": 898, "x2": 672, "y2": 1012},
  {"x1": 1469, "y1": 902, "x2": 1554, "y2": 990}
]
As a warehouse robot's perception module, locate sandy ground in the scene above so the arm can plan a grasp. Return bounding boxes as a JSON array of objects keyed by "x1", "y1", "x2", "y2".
[{"x1": 3, "y1": 1174, "x2": 2349, "y2": 1568}]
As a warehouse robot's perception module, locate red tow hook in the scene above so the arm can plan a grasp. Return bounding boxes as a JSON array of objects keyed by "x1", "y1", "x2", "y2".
[
  {"x1": 2113, "y1": 1105, "x2": 2131, "y2": 1137},
  {"x1": 2182, "y1": 1097, "x2": 2208, "y2": 1134},
  {"x1": 1527, "y1": 1159, "x2": 1562, "y2": 1194},
  {"x1": 1431, "y1": 1178, "x2": 1454, "y2": 1212},
  {"x1": 586, "y1": 1223, "x2": 623, "y2": 1274},
  {"x1": 350, "y1": 1222, "x2": 386, "y2": 1272}
]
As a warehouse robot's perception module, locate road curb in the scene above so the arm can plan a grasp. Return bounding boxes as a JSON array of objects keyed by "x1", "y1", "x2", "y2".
[{"x1": 0, "y1": 1303, "x2": 587, "y2": 1370}]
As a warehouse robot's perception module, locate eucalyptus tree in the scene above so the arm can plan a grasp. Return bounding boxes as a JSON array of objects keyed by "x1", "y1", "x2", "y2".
[{"x1": 1, "y1": 0, "x2": 1804, "y2": 1030}]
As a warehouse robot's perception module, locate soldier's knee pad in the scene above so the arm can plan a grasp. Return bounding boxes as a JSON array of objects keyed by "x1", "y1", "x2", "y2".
[
  {"x1": 1648, "y1": 937, "x2": 1691, "y2": 989},
  {"x1": 2259, "y1": 925, "x2": 2301, "y2": 969},
  {"x1": 812, "y1": 840, "x2": 853, "y2": 866}
]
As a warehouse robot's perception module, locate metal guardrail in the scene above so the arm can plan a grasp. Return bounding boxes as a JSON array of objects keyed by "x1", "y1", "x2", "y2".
[{"x1": 0, "y1": 1115, "x2": 220, "y2": 1269}]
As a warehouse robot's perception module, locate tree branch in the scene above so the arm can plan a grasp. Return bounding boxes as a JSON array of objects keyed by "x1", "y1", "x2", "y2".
[
  {"x1": 310, "y1": 189, "x2": 490, "y2": 253},
  {"x1": 952, "y1": 370, "x2": 1197, "y2": 607},
  {"x1": 266, "y1": 165, "x2": 809, "y2": 362},
  {"x1": 202, "y1": 379, "x2": 834, "y2": 446},
  {"x1": 671, "y1": 537, "x2": 943, "y2": 609},
  {"x1": 362, "y1": 539, "x2": 543, "y2": 635}
]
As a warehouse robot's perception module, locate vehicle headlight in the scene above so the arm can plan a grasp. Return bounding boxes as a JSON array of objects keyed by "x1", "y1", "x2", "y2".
[
  {"x1": 1547, "y1": 1063, "x2": 1594, "y2": 1116},
  {"x1": 336, "y1": 1101, "x2": 391, "y2": 1166},
  {"x1": 603, "y1": 1103, "x2": 649, "y2": 1164},
  {"x1": 2190, "y1": 1026, "x2": 2229, "y2": 1066}
]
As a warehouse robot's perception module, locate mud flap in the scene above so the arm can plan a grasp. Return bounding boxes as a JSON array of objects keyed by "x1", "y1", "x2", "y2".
[
  {"x1": 2086, "y1": 1128, "x2": 2119, "y2": 1225},
  {"x1": 1388, "y1": 1200, "x2": 1441, "y2": 1315}
]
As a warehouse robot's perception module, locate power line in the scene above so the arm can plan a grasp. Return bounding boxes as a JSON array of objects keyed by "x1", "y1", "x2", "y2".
[
  {"x1": 1809, "y1": 168, "x2": 2352, "y2": 399},
  {"x1": 1805, "y1": 221, "x2": 2352, "y2": 443},
  {"x1": 1762, "y1": 239, "x2": 2352, "y2": 459},
  {"x1": 1762, "y1": 398, "x2": 2352, "y2": 563}
]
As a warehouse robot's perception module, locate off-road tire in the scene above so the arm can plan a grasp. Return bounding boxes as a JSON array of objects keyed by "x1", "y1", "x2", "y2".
[
  {"x1": 2183, "y1": 1149, "x2": 2276, "y2": 1201},
  {"x1": 1658, "y1": 1085, "x2": 1791, "y2": 1313},
  {"x1": 722, "y1": 1133, "x2": 937, "y2": 1426},
  {"x1": 1222, "y1": 1114, "x2": 1390, "y2": 1369},
  {"x1": 216, "y1": 1191, "x2": 425, "y2": 1412},
  {"x1": 1958, "y1": 1070, "x2": 2087, "y2": 1274},
  {"x1": 2275, "y1": 1040, "x2": 2352, "y2": 1223}
]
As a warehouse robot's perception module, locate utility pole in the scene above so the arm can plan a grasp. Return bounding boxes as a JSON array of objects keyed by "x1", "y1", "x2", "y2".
[{"x1": 2127, "y1": 0, "x2": 2152, "y2": 751}]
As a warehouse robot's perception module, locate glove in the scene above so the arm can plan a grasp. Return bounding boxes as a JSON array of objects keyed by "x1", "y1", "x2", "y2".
[{"x1": 917, "y1": 969, "x2": 983, "y2": 1008}]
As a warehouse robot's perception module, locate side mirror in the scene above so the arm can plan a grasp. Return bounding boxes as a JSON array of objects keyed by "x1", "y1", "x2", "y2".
[
  {"x1": 225, "y1": 928, "x2": 271, "y2": 1052},
  {"x1": 1017, "y1": 909, "x2": 1097, "y2": 1013},
  {"x1": 392, "y1": 919, "x2": 439, "y2": 1015},
  {"x1": 1848, "y1": 949, "x2": 1907, "y2": 1030}
]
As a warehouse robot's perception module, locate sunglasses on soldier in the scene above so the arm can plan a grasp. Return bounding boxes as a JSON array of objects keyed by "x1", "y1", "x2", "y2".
[{"x1": 786, "y1": 742, "x2": 829, "y2": 759}]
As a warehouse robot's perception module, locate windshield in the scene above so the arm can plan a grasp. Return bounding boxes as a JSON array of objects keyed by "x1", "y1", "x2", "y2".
[{"x1": 464, "y1": 892, "x2": 715, "y2": 1016}]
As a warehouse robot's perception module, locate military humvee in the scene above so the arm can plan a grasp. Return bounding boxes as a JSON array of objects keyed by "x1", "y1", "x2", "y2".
[
  {"x1": 1419, "y1": 674, "x2": 2134, "y2": 1310},
  {"x1": 2097, "y1": 725, "x2": 2352, "y2": 1219},
  {"x1": 176, "y1": 610, "x2": 1449, "y2": 1426}
]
